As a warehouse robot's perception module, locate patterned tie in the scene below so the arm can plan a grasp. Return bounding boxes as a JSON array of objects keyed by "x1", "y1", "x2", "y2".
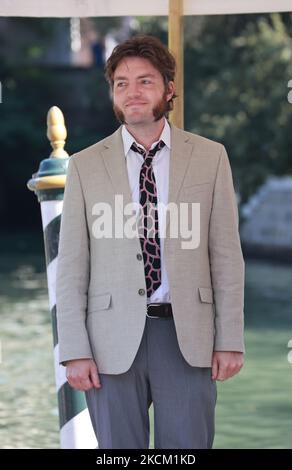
[{"x1": 130, "y1": 140, "x2": 166, "y2": 297}]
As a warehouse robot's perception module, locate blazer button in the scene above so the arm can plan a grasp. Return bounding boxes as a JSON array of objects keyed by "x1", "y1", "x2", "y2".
[
  {"x1": 138, "y1": 288, "x2": 145, "y2": 296},
  {"x1": 137, "y1": 253, "x2": 142, "y2": 261}
]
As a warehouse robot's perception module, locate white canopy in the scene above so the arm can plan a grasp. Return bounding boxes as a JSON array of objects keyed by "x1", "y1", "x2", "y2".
[{"x1": 0, "y1": 0, "x2": 291, "y2": 17}]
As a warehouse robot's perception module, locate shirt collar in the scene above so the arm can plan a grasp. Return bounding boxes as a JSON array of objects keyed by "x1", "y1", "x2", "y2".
[{"x1": 122, "y1": 118, "x2": 171, "y2": 158}]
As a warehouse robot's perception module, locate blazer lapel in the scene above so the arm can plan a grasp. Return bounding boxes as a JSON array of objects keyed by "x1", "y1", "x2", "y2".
[
  {"x1": 100, "y1": 126, "x2": 134, "y2": 219},
  {"x1": 166, "y1": 124, "x2": 194, "y2": 234}
]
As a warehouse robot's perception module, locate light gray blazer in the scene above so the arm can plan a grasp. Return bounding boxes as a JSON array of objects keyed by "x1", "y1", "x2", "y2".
[{"x1": 56, "y1": 123, "x2": 245, "y2": 374}]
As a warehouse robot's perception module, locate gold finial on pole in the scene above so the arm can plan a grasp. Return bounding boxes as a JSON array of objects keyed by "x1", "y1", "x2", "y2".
[
  {"x1": 27, "y1": 106, "x2": 69, "y2": 193},
  {"x1": 47, "y1": 106, "x2": 69, "y2": 158}
]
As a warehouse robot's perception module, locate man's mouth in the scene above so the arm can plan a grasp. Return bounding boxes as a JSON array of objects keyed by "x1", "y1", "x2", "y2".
[{"x1": 126, "y1": 102, "x2": 146, "y2": 107}]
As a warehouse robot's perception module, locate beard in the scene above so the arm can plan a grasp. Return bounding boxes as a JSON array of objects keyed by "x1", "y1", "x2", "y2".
[{"x1": 113, "y1": 91, "x2": 169, "y2": 125}]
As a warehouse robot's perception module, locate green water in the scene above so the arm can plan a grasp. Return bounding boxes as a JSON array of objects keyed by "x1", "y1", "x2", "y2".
[{"x1": 0, "y1": 249, "x2": 291, "y2": 448}]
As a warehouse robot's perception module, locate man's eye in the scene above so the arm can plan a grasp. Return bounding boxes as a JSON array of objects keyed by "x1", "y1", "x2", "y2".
[
  {"x1": 142, "y1": 80, "x2": 151, "y2": 84},
  {"x1": 117, "y1": 82, "x2": 126, "y2": 87}
]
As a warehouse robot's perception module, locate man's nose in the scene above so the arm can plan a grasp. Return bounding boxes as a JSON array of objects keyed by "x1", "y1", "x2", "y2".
[{"x1": 127, "y1": 82, "x2": 141, "y2": 97}]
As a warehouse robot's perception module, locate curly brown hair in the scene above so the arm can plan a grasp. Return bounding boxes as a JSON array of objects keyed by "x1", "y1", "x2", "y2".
[{"x1": 104, "y1": 35, "x2": 177, "y2": 113}]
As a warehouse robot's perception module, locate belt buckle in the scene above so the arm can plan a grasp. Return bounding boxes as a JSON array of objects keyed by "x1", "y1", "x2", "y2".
[{"x1": 146, "y1": 303, "x2": 161, "y2": 319}]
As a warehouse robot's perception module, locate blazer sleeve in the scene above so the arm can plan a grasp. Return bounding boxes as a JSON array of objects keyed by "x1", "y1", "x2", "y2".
[
  {"x1": 56, "y1": 156, "x2": 93, "y2": 365},
  {"x1": 208, "y1": 145, "x2": 245, "y2": 353}
]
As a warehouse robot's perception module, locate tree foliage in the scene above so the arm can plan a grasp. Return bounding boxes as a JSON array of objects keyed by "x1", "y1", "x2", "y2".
[{"x1": 0, "y1": 14, "x2": 292, "y2": 231}]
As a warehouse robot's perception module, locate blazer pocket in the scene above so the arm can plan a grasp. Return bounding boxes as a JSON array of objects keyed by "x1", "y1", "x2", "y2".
[
  {"x1": 198, "y1": 287, "x2": 214, "y2": 304},
  {"x1": 87, "y1": 292, "x2": 112, "y2": 314}
]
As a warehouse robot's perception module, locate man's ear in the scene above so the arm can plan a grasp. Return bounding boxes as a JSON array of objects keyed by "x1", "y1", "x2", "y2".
[{"x1": 166, "y1": 81, "x2": 175, "y2": 101}]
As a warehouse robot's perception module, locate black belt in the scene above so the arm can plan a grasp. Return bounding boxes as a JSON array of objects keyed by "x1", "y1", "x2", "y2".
[{"x1": 146, "y1": 303, "x2": 173, "y2": 319}]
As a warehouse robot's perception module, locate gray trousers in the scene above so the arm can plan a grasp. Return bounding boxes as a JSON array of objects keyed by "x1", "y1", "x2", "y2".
[{"x1": 85, "y1": 316, "x2": 217, "y2": 449}]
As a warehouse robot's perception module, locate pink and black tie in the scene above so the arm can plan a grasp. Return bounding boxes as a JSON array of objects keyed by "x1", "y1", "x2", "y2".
[{"x1": 130, "y1": 140, "x2": 166, "y2": 298}]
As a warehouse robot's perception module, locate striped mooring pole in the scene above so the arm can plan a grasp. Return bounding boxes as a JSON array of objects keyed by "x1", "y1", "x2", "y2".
[{"x1": 27, "y1": 106, "x2": 97, "y2": 449}]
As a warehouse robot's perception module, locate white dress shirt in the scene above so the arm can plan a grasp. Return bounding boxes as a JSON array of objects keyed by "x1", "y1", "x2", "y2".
[{"x1": 122, "y1": 118, "x2": 171, "y2": 304}]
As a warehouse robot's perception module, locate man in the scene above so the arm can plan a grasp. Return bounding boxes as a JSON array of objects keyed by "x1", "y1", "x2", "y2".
[{"x1": 56, "y1": 35, "x2": 245, "y2": 449}]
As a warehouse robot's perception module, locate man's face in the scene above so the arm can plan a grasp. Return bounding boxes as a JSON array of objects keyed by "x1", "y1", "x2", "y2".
[{"x1": 112, "y1": 56, "x2": 174, "y2": 126}]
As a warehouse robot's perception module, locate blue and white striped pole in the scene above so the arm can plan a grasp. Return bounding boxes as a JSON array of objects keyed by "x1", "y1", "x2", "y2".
[{"x1": 27, "y1": 106, "x2": 97, "y2": 449}]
